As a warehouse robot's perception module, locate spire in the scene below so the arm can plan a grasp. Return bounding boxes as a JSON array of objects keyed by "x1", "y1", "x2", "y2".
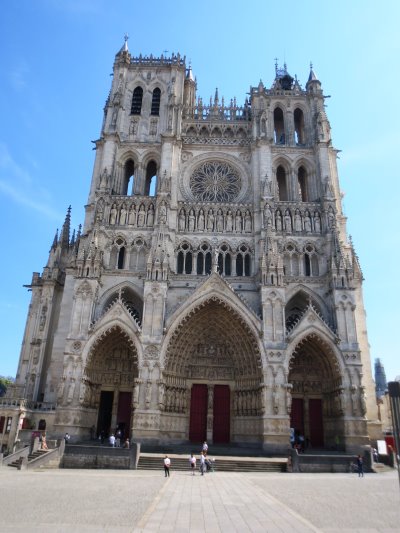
[
  {"x1": 306, "y1": 61, "x2": 322, "y2": 93},
  {"x1": 51, "y1": 229, "x2": 59, "y2": 251},
  {"x1": 186, "y1": 63, "x2": 195, "y2": 82},
  {"x1": 123, "y1": 33, "x2": 129, "y2": 53},
  {"x1": 308, "y1": 61, "x2": 319, "y2": 82},
  {"x1": 60, "y1": 206, "x2": 71, "y2": 250},
  {"x1": 115, "y1": 34, "x2": 131, "y2": 62}
]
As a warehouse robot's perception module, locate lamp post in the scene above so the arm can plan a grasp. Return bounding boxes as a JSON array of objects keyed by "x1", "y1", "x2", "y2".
[{"x1": 388, "y1": 381, "x2": 400, "y2": 492}]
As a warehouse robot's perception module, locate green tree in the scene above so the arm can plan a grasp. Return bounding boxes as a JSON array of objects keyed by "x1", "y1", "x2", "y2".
[{"x1": 0, "y1": 376, "x2": 14, "y2": 397}]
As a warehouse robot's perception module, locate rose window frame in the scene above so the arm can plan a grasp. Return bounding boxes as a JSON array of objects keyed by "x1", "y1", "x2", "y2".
[{"x1": 189, "y1": 161, "x2": 242, "y2": 203}]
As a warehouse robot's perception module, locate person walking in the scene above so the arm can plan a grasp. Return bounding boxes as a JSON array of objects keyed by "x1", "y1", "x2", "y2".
[
  {"x1": 189, "y1": 453, "x2": 196, "y2": 475},
  {"x1": 356, "y1": 454, "x2": 364, "y2": 477},
  {"x1": 200, "y1": 452, "x2": 206, "y2": 475},
  {"x1": 202, "y1": 441, "x2": 208, "y2": 455},
  {"x1": 164, "y1": 455, "x2": 171, "y2": 477}
]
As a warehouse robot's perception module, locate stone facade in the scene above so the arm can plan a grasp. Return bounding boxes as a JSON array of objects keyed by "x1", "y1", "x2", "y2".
[{"x1": 0, "y1": 40, "x2": 381, "y2": 454}]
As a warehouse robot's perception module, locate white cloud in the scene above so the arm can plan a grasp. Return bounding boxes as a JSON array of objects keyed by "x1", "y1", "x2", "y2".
[
  {"x1": 8, "y1": 62, "x2": 30, "y2": 92},
  {"x1": 0, "y1": 143, "x2": 61, "y2": 220}
]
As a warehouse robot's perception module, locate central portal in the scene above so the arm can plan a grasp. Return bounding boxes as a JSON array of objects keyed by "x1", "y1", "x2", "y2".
[
  {"x1": 213, "y1": 385, "x2": 230, "y2": 443},
  {"x1": 189, "y1": 384, "x2": 230, "y2": 444}
]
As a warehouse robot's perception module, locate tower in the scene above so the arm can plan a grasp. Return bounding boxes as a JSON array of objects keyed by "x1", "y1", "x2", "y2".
[{"x1": 0, "y1": 41, "x2": 381, "y2": 454}]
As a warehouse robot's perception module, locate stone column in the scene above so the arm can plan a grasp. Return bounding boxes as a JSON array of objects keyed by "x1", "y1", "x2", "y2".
[{"x1": 207, "y1": 384, "x2": 214, "y2": 443}]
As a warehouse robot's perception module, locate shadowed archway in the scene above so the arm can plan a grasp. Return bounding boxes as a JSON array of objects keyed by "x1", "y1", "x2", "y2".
[
  {"x1": 83, "y1": 326, "x2": 139, "y2": 439},
  {"x1": 288, "y1": 333, "x2": 343, "y2": 450}
]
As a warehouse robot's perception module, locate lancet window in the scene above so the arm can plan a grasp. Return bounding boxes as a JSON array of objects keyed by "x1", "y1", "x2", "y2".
[
  {"x1": 145, "y1": 160, "x2": 157, "y2": 196},
  {"x1": 283, "y1": 244, "x2": 300, "y2": 276},
  {"x1": 274, "y1": 107, "x2": 285, "y2": 144},
  {"x1": 177, "y1": 242, "x2": 193, "y2": 274},
  {"x1": 196, "y1": 243, "x2": 212, "y2": 275},
  {"x1": 236, "y1": 244, "x2": 251, "y2": 277},
  {"x1": 129, "y1": 238, "x2": 147, "y2": 272},
  {"x1": 298, "y1": 166, "x2": 308, "y2": 202},
  {"x1": 110, "y1": 237, "x2": 127, "y2": 270},
  {"x1": 294, "y1": 108, "x2": 306, "y2": 145},
  {"x1": 276, "y1": 165, "x2": 288, "y2": 201},
  {"x1": 122, "y1": 159, "x2": 135, "y2": 195},
  {"x1": 304, "y1": 245, "x2": 319, "y2": 277},
  {"x1": 151, "y1": 88, "x2": 161, "y2": 116},
  {"x1": 217, "y1": 244, "x2": 232, "y2": 276},
  {"x1": 131, "y1": 87, "x2": 143, "y2": 115}
]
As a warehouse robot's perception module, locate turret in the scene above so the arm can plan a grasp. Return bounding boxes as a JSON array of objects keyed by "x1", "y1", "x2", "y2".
[{"x1": 183, "y1": 63, "x2": 196, "y2": 111}]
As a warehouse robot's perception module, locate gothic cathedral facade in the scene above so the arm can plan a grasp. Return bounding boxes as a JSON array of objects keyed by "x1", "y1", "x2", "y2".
[{"x1": 1, "y1": 41, "x2": 381, "y2": 454}]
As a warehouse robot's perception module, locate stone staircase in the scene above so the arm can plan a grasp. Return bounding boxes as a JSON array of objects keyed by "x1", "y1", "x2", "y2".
[
  {"x1": 7, "y1": 449, "x2": 49, "y2": 468},
  {"x1": 137, "y1": 453, "x2": 287, "y2": 473}
]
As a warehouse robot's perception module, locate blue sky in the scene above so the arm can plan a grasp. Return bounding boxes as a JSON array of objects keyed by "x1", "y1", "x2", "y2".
[{"x1": 0, "y1": 0, "x2": 399, "y2": 382}]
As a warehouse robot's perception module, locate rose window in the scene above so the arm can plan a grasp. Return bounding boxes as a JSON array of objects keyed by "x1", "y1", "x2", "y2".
[{"x1": 190, "y1": 161, "x2": 241, "y2": 202}]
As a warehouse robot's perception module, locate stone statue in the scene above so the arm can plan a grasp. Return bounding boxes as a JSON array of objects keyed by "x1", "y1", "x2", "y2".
[
  {"x1": 226, "y1": 210, "x2": 233, "y2": 232},
  {"x1": 147, "y1": 204, "x2": 155, "y2": 226},
  {"x1": 284, "y1": 211, "x2": 292, "y2": 232},
  {"x1": 235, "y1": 210, "x2": 242, "y2": 232},
  {"x1": 207, "y1": 209, "x2": 215, "y2": 231},
  {"x1": 263, "y1": 177, "x2": 273, "y2": 197},
  {"x1": 304, "y1": 212, "x2": 312, "y2": 232},
  {"x1": 158, "y1": 202, "x2": 167, "y2": 224},
  {"x1": 216, "y1": 209, "x2": 224, "y2": 232},
  {"x1": 119, "y1": 204, "x2": 127, "y2": 225},
  {"x1": 188, "y1": 209, "x2": 195, "y2": 231},
  {"x1": 314, "y1": 212, "x2": 321, "y2": 233},
  {"x1": 294, "y1": 210, "x2": 302, "y2": 232},
  {"x1": 128, "y1": 204, "x2": 136, "y2": 225},
  {"x1": 276, "y1": 210, "x2": 282, "y2": 231},
  {"x1": 198, "y1": 209, "x2": 205, "y2": 231},
  {"x1": 178, "y1": 209, "x2": 186, "y2": 231},
  {"x1": 264, "y1": 204, "x2": 272, "y2": 226},
  {"x1": 244, "y1": 210, "x2": 252, "y2": 232},
  {"x1": 137, "y1": 205, "x2": 146, "y2": 227},
  {"x1": 109, "y1": 204, "x2": 117, "y2": 225}
]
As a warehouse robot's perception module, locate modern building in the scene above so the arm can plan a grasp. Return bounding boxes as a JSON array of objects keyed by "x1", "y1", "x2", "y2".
[{"x1": 0, "y1": 39, "x2": 381, "y2": 454}]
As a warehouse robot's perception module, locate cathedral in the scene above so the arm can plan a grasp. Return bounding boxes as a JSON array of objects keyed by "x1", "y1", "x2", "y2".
[{"x1": 0, "y1": 39, "x2": 382, "y2": 454}]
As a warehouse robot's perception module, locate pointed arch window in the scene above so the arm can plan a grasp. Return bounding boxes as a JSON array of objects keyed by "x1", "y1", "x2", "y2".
[
  {"x1": 294, "y1": 108, "x2": 306, "y2": 145},
  {"x1": 177, "y1": 243, "x2": 193, "y2": 274},
  {"x1": 151, "y1": 88, "x2": 161, "y2": 116},
  {"x1": 117, "y1": 247, "x2": 125, "y2": 269},
  {"x1": 131, "y1": 87, "x2": 143, "y2": 115},
  {"x1": 122, "y1": 159, "x2": 135, "y2": 195},
  {"x1": 218, "y1": 244, "x2": 232, "y2": 276},
  {"x1": 196, "y1": 243, "x2": 212, "y2": 275},
  {"x1": 274, "y1": 107, "x2": 285, "y2": 144},
  {"x1": 145, "y1": 160, "x2": 157, "y2": 196},
  {"x1": 298, "y1": 166, "x2": 308, "y2": 202},
  {"x1": 236, "y1": 244, "x2": 251, "y2": 277},
  {"x1": 276, "y1": 165, "x2": 288, "y2": 201},
  {"x1": 304, "y1": 245, "x2": 319, "y2": 277}
]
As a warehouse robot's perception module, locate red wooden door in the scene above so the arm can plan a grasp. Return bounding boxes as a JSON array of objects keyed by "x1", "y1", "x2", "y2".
[
  {"x1": 117, "y1": 391, "x2": 132, "y2": 440},
  {"x1": 213, "y1": 385, "x2": 230, "y2": 443},
  {"x1": 309, "y1": 399, "x2": 324, "y2": 447},
  {"x1": 290, "y1": 398, "x2": 304, "y2": 436},
  {"x1": 189, "y1": 384, "x2": 208, "y2": 443}
]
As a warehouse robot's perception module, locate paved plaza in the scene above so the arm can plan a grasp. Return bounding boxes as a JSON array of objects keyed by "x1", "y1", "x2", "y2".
[{"x1": 0, "y1": 467, "x2": 399, "y2": 532}]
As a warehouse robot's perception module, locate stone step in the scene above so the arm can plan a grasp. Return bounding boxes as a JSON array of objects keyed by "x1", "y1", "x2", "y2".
[{"x1": 137, "y1": 454, "x2": 286, "y2": 473}]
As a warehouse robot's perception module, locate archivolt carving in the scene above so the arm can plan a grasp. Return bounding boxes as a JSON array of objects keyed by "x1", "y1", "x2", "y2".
[
  {"x1": 164, "y1": 298, "x2": 262, "y2": 380},
  {"x1": 84, "y1": 326, "x2": 139, "y2": 389}
]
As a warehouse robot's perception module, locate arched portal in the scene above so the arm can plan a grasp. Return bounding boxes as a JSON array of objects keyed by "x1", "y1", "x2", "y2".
[
  {"x1": 164, "y1": 298, "x2": 263, "y2": 445},
  {"x1": 288, "y1": 334, "x2": 343, "y2": 450},
  {"x1": 84, "y1": 326, "x2": 139, "y2": 440}
]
